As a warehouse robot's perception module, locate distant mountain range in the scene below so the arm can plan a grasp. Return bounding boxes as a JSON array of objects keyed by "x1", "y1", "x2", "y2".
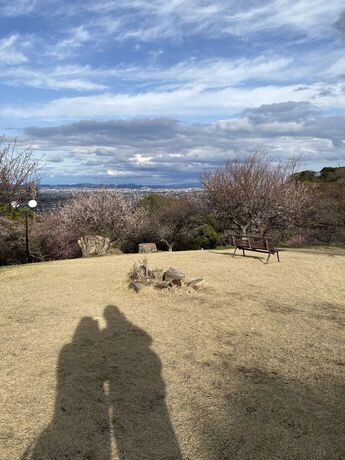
[{"x1": 40, "y1": 182, "x2": 201, "y2": 189}]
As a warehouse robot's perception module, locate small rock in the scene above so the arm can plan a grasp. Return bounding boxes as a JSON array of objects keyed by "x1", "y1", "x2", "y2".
[
  {"x1": 187, "y1": 278, "x2": 203, "y2": 288},
  {"x1": 163, "y1": 268, "x2": 185, "y2": 283},
  {"x1": 139, "y1": 243, "x2": 157, "y2": 253},
  {"x1": 153, "y1": 282, "x2": 171, "y2": 290},
  {"x1": 129, "y1": 281, "x2": 151, "y2": 293}
]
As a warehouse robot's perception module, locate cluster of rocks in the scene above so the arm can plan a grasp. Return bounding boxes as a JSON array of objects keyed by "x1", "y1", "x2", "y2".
[
  {"x1": 77, "y1": 238, "x2": 158, "y2": 258},
  {"x1": 128, "y1": 260, "x2": 203, "y2": 293}
]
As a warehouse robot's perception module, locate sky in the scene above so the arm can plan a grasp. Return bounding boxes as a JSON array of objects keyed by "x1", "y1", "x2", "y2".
[{"x1": 1, "y1": 0, "x2": 345, "y2": 185}]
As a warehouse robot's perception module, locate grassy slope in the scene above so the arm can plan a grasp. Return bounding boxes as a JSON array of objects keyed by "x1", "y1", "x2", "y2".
[{"x1": 1, "y1": 248, "x2": 345, "y2": 459}]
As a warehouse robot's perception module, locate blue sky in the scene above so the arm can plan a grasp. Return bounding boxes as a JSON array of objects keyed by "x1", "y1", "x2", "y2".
[{"x1": 1, "y1": 0, "x2": 345, "y2": 185}]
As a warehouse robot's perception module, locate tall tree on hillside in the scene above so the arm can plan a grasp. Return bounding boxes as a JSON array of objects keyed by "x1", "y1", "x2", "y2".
[
  {"x1": 0, "y1": 137, "x2": 39, "y2": 208},
  {"x1": 143, "y1": 195, "x2": 196, "y2": 251},
  {"x1": 201, "y1": 151, "x2": 314, "y2": 236},
  {"x1": 310, "y1": 179, "x2": 345, "y2": 244}
]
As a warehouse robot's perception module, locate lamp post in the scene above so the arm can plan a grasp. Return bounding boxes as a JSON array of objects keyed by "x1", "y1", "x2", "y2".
[{"x1": 11, "y1": 199, "x2": 38, "y2": 263}]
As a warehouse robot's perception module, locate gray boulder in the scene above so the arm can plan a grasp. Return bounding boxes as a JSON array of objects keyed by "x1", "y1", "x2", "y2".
[
  {"x1": 163, "y1": 268, "x2": 185, "y2": 286},
  {"x1": 77, "y1": 235, "x2": 110, "y2": 257},
  {"x1": 129, "y1": 281, "x2": 151, "y2": 293},
  {"x1": 139, "y1": 243, "x2": 157, "y2": 253}
]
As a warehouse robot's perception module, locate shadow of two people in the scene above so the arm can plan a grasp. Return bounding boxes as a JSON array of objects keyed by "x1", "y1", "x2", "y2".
[{"x1": 22, "y1": 305, "x2": 182, "y2": 460}]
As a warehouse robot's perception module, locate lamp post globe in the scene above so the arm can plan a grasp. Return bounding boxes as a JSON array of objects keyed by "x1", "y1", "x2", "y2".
[{"x1": 28, "y1": 199, "x2": 37, "y2": 209}]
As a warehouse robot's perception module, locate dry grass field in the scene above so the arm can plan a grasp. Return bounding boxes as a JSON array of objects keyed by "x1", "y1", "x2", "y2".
[{"x1": 1, "y1": 248, "x2": 345, "y2": 459}]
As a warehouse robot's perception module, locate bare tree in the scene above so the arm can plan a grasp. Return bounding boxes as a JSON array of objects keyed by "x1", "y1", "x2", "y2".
[
  {"x1": 309, "y1": 179, "x2": 345, "y2": 244},
  {"x1": 149, "y1": 196, "x2": 195, "y2": 251},
  {"x1": 30, "y1": 190, "x2": 148, "y2": 260},
  {"x1": 55, "y1": 190, "x2": 130, "y2": 243},
  {"x1": 201, "y1": 151, "x2": 313, "y2": 236},
  {"x1": 0, "y1": 137, "x2": 39, "y2": 206}
]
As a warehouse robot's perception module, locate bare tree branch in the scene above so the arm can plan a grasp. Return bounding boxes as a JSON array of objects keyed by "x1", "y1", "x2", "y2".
[
  {"x1": 0, "y1": 136, "x2": 39, "y2": 206},
  {"x1": 201, "y1": 151, "x2": 314, "y2": 236}
]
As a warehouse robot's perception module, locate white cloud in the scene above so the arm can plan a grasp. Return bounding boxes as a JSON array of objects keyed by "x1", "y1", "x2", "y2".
[
  {"x1": 0, "y1": 35, "x2": 28, "y2": 65},
  {"x1": 106, "y1": 169, "x2": 140, "y2": 176},
  {"x1": 48, "y1": 26, "x2": 92, "y2": 60},
  {"x1": 3, "y1": 0, "x2": 343, "y2": 43},
  {"x1": 225, "y1": 0, "x2": 344, "y2": 38},
  {"x1": 325, "y1": 57, "x2": 345, "y2": 77},
  {"x1": 111, "y1": 56, "x2": 293, "y2": 87},
  {"x1": 0, "y1": 54, "x2": 293, "y2": 94},
  {"x1": 0, "y1": 66, "x2": 106, "y2": 91},
  {"x1": 84, "y1": 0, "x2": 343, "y2": 43},
  {"x1": 0, "y1": 0, "x2": 40, "y2": 16},
  {"x1": 132, "y1": 154, "x2": 154, "y2": 165},
  {"x1": 3, "y1": 80, "x2": 345, "y2": 120},
  {"x1": 21, "y1": 103, "x2": 345, "y2": 183},
  {"x1": 1, "y1": 49, "x2": 343, "y2": 95}
]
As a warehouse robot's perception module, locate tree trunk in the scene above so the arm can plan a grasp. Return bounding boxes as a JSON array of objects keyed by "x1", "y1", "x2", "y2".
[
  {"x1": 240, "y1": 224, "x2": 250, "y2": 237},
  {"x1": 259, "y1": 226, "x2": 269, "y2": 237},
  {"x1": 162, "y1": 238, "x2": 174, "y2": 252}
]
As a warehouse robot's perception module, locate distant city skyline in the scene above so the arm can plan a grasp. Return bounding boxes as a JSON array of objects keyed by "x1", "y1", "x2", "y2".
[{"x1": 1, "y1": 1, "x2": 345, "y2": 185}]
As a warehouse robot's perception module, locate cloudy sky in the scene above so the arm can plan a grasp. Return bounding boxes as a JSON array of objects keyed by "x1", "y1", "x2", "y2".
[{"x1": 1, "y1": 0, "x2": 345, "y2": 185}]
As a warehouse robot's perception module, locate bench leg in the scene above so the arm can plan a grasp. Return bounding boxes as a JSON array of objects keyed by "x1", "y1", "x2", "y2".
[
  {"x1": 266, "y1": 253, "x2": 271, "y2": 264},
  {"x1": 242, "y1": 249, "x2": 245, "y2": 257},
  {"x1": 277, "y1": 251, "x2": 280, "y2": 262},
  {"x1": 233, "y1": 247, "x2": 237, "y2": 257}
]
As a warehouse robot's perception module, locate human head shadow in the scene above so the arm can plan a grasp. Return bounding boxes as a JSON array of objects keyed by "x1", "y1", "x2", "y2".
[{"x1": 21, "y1": 305, "x2": 181, "y2": 460}]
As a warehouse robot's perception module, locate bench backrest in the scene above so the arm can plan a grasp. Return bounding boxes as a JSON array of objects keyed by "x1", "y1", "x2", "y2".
[{"x1": 231, "y1": 234, "x2": 275, "y2": 251}]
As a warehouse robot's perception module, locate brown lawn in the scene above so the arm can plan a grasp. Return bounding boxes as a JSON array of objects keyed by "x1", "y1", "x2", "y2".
[{"x1": 1, "y1": 248, "x2": 345, "y2": 459}]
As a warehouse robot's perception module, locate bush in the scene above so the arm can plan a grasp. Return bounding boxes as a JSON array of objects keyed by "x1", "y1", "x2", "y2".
[
  {"x1": 191, "y1": 224, "x2": 219, "y2": 249},
  {"x1": 127, "y1": 257, "x2": 163, "y2": 283},
  {"x1": 0, "y1": 217, "x2": 25, "y2": 264},
  {"x1": 30, "y1": 213, "x2": 81, "y2": 261}
]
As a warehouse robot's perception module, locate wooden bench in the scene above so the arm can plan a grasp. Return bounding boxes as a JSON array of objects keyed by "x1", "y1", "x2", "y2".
[{"x1": 230, "y1": 234, "x2": 280, "y2": 264}]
